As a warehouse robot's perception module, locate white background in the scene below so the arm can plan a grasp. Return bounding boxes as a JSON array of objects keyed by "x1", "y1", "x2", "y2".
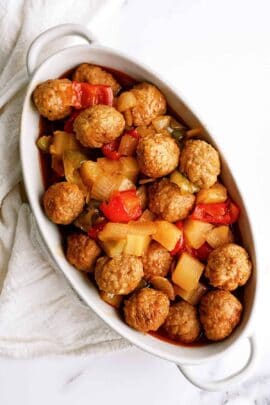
[{"x1": 1, "y1": 0, "x2": 270, "y2": 403}]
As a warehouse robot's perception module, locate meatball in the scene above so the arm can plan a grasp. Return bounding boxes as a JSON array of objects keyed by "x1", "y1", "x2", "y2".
[
  {"x1": 149, "y1": 179, "x2": 195, "y2": 222},
  {"x1": 72, "y1": 63, "x2": 121, "y2": 95},
  {"x1": 95, "y1": 254, "x2": 143, "y2": 295},
  {"x1": 43, "y1": 182, "x2": 85, "y2": 225},
  {"x1": 33, "y1": 79, "x2": 73, "y2": 120},
  {"x1": 74, "y1": 105, "x2": 125, "y2": 148},
  {"x1": 205, "y1": 243, "x2": 252, "y2": 291},
  {"x1": 66, "y1": 233, "x2": 101, "y2": 272},
  {"x1": 124, "y1": 288, "x2": 169, "y2": 332},
  {"x1": 179, "y1": 140, "x2": 220, "y2": 189},
  {"x1": 163, "y1": 301, "x2": 201, "y2": 343},
  {"x1": 129, "y1": 83, "x2": 166, "y2": 126},
  {"x1": 142, "y1": 241, "x2": 173, "y2": 281},
  {"x1": 137, "y1": 133, "x2": 180, "y2": 178},
  {"x1": 199, "y1": 290, "x2": 242, "y2": 341}
]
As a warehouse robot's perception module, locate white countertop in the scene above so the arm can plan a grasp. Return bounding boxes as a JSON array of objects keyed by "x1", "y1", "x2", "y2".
[{"x1": 1, "y1": 0, "x2": 270, "y2": 403}]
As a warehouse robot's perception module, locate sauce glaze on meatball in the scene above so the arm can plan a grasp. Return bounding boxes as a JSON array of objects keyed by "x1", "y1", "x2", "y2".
[
  {"x1": 199, "y1": 290, "x2": 242, "y2": 341},
  {"x1": 33, "y1": 79, "x2": 73, "y2": 121},
  {"x1": 163, "y1": 301, "x2": 201, "y2": 343},
  {"x1": 124, "y1": 288, "x2": 169, "y2": 332},
  {"x1": 95, "y1": 254, "x2": 143, "y2": 295},
  {"x1": 205, "y1": 243, "x2": 252, "y2": 291},
  {"x1": 180, "y1": 139, "x2": 220, "y2": 189},
  {"x1": 137, "y1": 133, "x2": 180, "y2": 178},
  {"x1": 43, "y1": 182, "x2": 85, "y2": 225},
  {"x1": 67, "y1": 233, "x2": 101, "y2": 272},
  {"x1": 142, "y1": 241, "x2": 173, "y2": 281},
  {"x1": 149, "y1": 179, "x2": 195, "y2": 222},
  {"x1": 74, "y1": 105, "x2": 125, "y2": 148}
]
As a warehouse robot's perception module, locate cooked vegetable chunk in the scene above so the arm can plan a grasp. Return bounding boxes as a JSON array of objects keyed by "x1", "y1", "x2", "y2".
[
  {"x1": 152, "y1": 221, "x2": 182, "y2": 251},
  {"x1": 184, "y1": 219, "x2": 214, "y2": 249},
  {"x1": 172, "y1": 252, "x2": 204, "y2": 291}
]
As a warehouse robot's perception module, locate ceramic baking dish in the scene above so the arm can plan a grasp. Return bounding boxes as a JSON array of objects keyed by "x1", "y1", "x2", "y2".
[{"x1": 20, "y1": 24, "x2": 259, "y2": 391}]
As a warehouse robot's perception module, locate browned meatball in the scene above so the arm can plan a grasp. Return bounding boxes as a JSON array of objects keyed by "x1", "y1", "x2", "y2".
[
  {"x1": 199, "y1": 290, "x2": 242, "y2": 341},
  {"x1": 95, "y1": 254, "x2": 143, "y2": 295},
  {"x1": 43, "y1": 182, "x2": 85, "y2": 225},
  {"x1": 129, "y1": 83, "x2": 166, "y2": 126},
  {"x1": 205, "y1": 243, "x2": 252, "y2": 291},
  {"x1": 74, "y1": 105, "x2": 125, "y2": 148},
  {"x1": 33, "y1": 79, "x2": 73, "y2": 120},
  {"x1": 137, "y1": 133, "x2": 180, "y2": 178},
  {"x1": 66, "y1": 233, "x2": 101, "y2": 272},
  {"x1": 72, "y1": 63, "x2": 121, "y2": 95},
  {"x1": 142, "y1": 241, "x2": 172, "y2": 281},
  {"x1": 180, "y1": 140, "x2": 220, "y2": 189},
  {"x1": 149, "y1": 179, "x2": 195, "y2": 222},
  {"x1": 124, "y1": 288, "x2": 169, "y2": 332},
  {"x1": 163, "y1": 301, "x2": 201, "y2": 343}
]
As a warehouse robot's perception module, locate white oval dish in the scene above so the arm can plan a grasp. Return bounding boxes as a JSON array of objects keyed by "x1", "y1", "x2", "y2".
[{"x1": 20, "y1": 24, "x2": 259, "y2": 391}]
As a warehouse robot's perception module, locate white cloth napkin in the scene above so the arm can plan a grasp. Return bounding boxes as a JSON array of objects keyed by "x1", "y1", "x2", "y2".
[{"x1": 0, "y1": 0, "x2": 131, "y2": 358}]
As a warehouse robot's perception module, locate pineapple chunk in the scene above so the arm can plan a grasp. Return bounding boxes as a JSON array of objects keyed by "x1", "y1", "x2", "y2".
[
  {"x1": 153, "y1": 221, "x2": 181, "y2": 251},
  {"x1": 174, "y1": 282, "x2": 208, "y2": 305},
  {"x1": 36, "y1": 135, "x2": 52, "y2": 152},
  {"x1": 172, "y1": 252, "x2": 204, "y2": 291},
  {"x1": 124, "y1": 234, "x2": 151, "y2": 256},
  {"x1": 116, "y1": 91, "x2": 137, "y2": 112},
  {"x1": 184, "y1": 219, "x2": 214, "y2": 249},
  {"x1": 101, "y1": 239, "x2": 127, "y2": 257},
  {"x1": 138, "y1": 209, "x2": 155, "y2": 222},
  {"x1": 80, "y1": 161, "x2": 102, "y2": 186},
  {"x1": 206, "y1": 225, "x2": 234, "y2": 248},
  {"x1": 152, "y1": 115, "x2": 171, "y2": 131},
  {"x1": 196, "y1": 183, "x2": 227, "y2": 204},
  {"x1": 99, "y1": 223, "x2": 129, "y2": 241},
  {"x1": 49, "y1": 131, "x2": 80, "y2": 158},
  {"x1": 170, "y1": 170, "x2": 199, "y2": 194},
  {"x1": 97, "y1": 158, "x2": 121, "y2": 174},
  {"x1": 99, "y1": 221, "x2": 157, "y2": 241},
  {"x1": 119, "y1": 157, "x2": 139, "y2": 182}
]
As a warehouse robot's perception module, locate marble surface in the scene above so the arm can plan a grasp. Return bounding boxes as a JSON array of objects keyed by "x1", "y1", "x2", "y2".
[{"x1": 1, "y1": 0, "x2": 270, "y2": 403}]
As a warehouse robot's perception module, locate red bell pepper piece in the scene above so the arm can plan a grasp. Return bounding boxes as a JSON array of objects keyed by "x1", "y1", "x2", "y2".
[
  {"x1": 88, "y1": 220, "x2": 107, "y2": 240},
  {"x1": 100, "y1": 190, "x2": 142, "y2": 223},
  {"x1": 101, "y1": 138, "x2": 121, "y2": 160},
  {"x1": 64, "y1": 110, "x2": 81, "y2": 133},
  {"x1": 190, "y1": 199, "x2": 240, "y2": 225},
  {"x1": 126, "y1": 128, "x2": 139, "y2": 139},
  {"x1": 71, "y1": 82, "x2": 113, "y2": 109},
  {"x1": 170, "y1": 221, "x2": 185, "y2": 256},
  {"x1": 192, "y1": 242, "x2": 213, "y2": 262}
]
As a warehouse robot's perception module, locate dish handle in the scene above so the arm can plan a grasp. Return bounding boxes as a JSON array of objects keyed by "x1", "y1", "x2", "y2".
[
  {"x1": 27, "y1": 23, "x2": 98, "y2": 76},
  {"x1": 177, "y1": 335, "x2": 258, "y2": 392}
]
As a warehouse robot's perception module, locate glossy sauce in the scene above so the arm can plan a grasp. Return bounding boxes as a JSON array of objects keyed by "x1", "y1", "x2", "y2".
[{"x1": 38, "y1": 64, "x2": 243, "y2": 349}]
